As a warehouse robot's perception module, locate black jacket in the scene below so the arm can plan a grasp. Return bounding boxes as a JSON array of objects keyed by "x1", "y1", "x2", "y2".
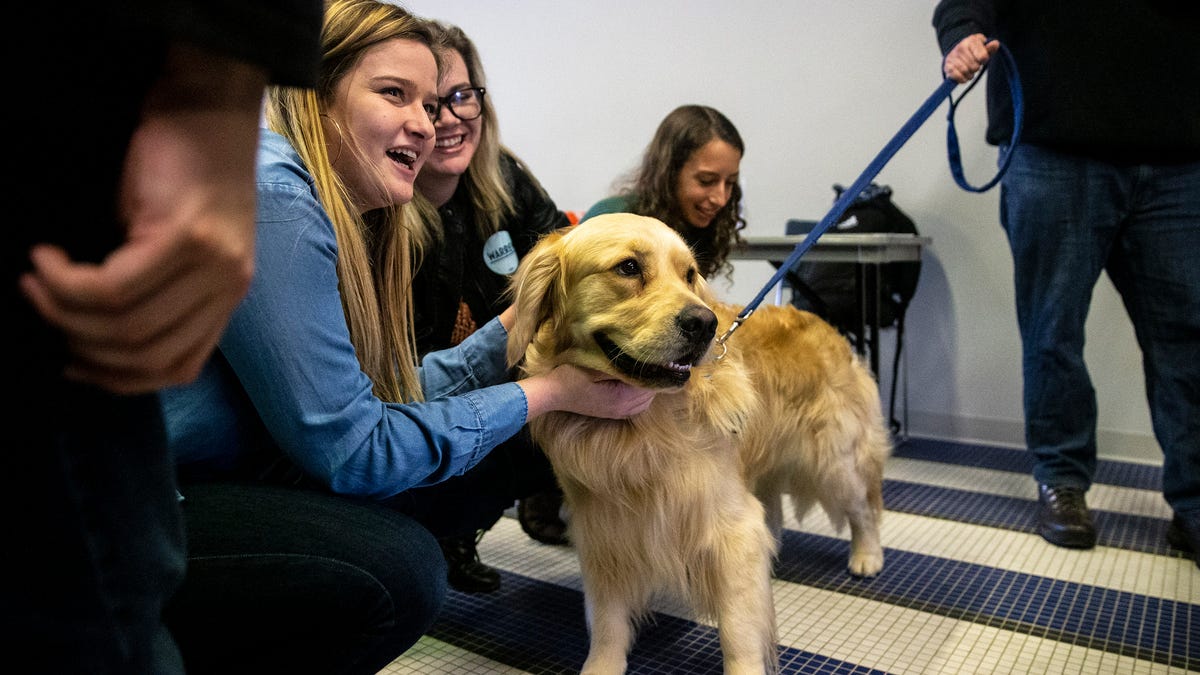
[
  {"x1": 933, "y1": 0, "x2": 1200, "y2": 163},
  {"x1": 413, "y1": 151, "x2": 569, "y2": 353}
]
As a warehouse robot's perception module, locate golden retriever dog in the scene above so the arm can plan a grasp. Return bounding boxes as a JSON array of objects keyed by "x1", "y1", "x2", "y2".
[
  {"x1": 505, "y1": 214, "x2": 891, "y2": 675},
  {"x1": 718, "y1": 289, "x2": 891, "y2": 578}
]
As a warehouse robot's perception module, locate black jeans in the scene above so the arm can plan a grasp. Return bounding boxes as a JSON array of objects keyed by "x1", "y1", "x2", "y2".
[
  {"x1": 385, "y1": 427, "x2": 559, "y2": 539},
  {"x1": 166, "y1": 483, "x2": 446, "y2": 675},
  {"x1": 6, "y1": 384, "x2": 187, "y2": 674}
]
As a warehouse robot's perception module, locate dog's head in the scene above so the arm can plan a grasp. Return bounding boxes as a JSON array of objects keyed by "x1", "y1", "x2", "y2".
[{"x1": 506, "y1": 213, "x2": 719, "y2": 390}]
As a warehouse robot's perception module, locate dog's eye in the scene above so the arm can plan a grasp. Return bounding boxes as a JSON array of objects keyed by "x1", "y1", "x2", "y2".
[
  {"x1": 686, "y1": 268, "x2": 697, "y2": 285},
  {"x1": 615, "y1": 258, "x2": 641, "y2": 277}
]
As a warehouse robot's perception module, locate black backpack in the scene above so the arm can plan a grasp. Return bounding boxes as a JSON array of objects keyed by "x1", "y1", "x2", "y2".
[
  {"x1": 786, "y1": 183, "x2": 920, "y2": 335},
  {"x1": 785, "y1": 182, "x2": 921, "y2": 433}
]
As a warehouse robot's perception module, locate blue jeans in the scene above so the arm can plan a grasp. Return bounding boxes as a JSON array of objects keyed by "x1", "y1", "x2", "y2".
[
  {"x1": 166, "y1": 483, "x2": 447, "y2": 674},
  {"x1": 1000, "y1": 144, "x2": 1200, "y2": 514}
]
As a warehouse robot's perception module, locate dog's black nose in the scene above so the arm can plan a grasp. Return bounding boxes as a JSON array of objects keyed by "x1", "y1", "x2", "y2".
[{"x1": 677, "y1": 305, "x2": 718, "y2": 342}]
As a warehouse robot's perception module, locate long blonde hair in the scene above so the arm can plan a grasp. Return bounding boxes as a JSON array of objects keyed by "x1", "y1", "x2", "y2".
[
  {"x1": 264, "y1": 0, "x2": 439, "y2": 402},
  {"x1": 411, "y1": 20, "x2": 515, "y2": 241}
]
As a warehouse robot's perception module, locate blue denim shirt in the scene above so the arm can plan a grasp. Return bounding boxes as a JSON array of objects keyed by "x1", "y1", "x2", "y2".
[{"x1": 162, "y1": 130, "x2": 528, "y2": 498}]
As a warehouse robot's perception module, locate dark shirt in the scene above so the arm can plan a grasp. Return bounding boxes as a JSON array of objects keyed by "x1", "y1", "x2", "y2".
[
  {"x1": 933, "y1": 0, "x2": 1200, "y2": 164},
  {"x1": 413, "y1": 151, "x2": 570, "y2": 353},
  {"x1": 119, "y1": 0, "x2": 323, "y2": 87}
]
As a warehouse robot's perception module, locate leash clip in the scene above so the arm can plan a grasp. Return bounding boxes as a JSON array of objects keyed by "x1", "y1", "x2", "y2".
[{"x1": 712, "y1": 308, "x2": 753, "y2": 361}]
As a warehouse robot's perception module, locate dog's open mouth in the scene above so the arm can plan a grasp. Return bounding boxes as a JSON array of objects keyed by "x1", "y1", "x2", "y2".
[{"x1": 594, "y1": 332, "x2": 707, "y2": 388}]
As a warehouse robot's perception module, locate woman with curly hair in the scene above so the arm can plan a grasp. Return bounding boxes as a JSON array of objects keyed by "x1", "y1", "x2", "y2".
[{"x1": 582, "y1": 104, "x2": 746, "y2": 281}]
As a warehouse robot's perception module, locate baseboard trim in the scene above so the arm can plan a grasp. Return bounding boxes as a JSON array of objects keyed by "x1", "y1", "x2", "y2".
[{"x1": 905, "y1": 411, "x2": 1161, "y2": 466}]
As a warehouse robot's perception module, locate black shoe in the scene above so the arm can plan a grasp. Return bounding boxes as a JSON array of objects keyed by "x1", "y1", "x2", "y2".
[
  {"x1": 439, "y1": 531, "x2": 501, "y2": 593},
  {"x1": 1166, "y1": 513, "x2": 1200, "y2": 570},
  {"x1": 1036, "y1": 483, "x2": 1096, "y2": 549},
  {"x1": 518, "y1": 490, "x2": 570, "y2": 546}
]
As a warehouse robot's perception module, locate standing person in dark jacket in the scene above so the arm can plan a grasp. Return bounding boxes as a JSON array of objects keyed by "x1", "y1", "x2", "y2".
[
  {"x1": 7, "y1": 1, "x2": 322, "y2": 672},
  {"x1": 408, "y1": 21, "x2": 572, "y2": 593},
  {"x1": 933, "y1": 0, "x2": 1200, "y2": 563}
]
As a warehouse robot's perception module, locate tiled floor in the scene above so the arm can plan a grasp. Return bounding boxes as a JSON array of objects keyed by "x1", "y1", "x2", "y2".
[{"x1": 379, "y1": 437, "x2": 1197, "y2": 674}]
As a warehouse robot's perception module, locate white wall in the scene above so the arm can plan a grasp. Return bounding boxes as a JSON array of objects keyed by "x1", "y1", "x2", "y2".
[{"x1": 404, "y1": 0, "x2": 1159, "y2": 464}]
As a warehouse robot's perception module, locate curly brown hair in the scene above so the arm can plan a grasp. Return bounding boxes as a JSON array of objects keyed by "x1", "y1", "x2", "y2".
[{"x1": 621, "y1": 105, "x2": 746, "y2": 280}]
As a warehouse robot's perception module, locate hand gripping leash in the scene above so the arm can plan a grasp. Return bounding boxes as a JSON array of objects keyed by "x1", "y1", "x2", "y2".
[{"x1": 713, "y1": 43, "x2": 1022, "y2": 357}]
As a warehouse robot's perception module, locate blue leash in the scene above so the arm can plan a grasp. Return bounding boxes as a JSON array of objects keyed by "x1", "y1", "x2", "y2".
[
  {"x1": 715, "y1": 43, "x2": 1022, "y2": 352},
  {"x1": 946, "y1": 45, "x2": 1024, "y2": 193}
]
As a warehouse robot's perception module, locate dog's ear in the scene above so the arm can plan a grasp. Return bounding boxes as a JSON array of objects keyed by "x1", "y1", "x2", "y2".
[{"x1": 505, "y1": 227, "x2": 568, "y2": 368}]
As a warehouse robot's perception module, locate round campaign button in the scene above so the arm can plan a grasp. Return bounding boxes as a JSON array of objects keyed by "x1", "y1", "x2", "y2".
[{"x1": 484, "y1": 230, "x2": 518, "y2": 274}]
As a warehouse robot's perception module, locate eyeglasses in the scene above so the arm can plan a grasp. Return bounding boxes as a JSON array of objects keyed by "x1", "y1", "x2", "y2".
[{"x1": 434, "y1": 86, "x2": 486, "y2": 121}]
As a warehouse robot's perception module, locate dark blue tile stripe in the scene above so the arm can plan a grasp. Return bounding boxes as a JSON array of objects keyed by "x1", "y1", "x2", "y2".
[
  {"x1": 424, "y1": 438, "x2": 1188, "y2": 673},
  {"x1": 428, "y1": 572, "x2": 893, "y2": 675},
  {"x1": 772, "y1": 530, "x2": 1198, "y2": 671},
  {"x1": 895, "y1": 437, "x2": 1162, "y2": 491},
  {"x1": 429, "y1": 527, "x2": 1196, "y2": 673}
]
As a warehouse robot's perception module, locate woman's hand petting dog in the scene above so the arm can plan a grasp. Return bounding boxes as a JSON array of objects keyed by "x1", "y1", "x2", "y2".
[{"x1": 518, "y1": 363, "x2": 657, "y2": 421}]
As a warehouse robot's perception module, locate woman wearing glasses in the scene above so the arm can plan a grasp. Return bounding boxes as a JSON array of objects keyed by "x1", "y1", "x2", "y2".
[
  {"x1": 407, "y1": 21, "x2": 574, "y2": 594},
  {"x1": 159, "y1": 3, "x2": 653, "y2": 672}
]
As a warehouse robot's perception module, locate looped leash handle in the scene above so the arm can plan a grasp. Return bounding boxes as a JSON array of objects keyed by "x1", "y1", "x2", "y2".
[{"x1": 946, "y1": 42, "x2": 1023, "y2": 192}]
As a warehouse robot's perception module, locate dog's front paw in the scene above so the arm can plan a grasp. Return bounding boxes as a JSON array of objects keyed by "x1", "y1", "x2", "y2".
[{"x1": 847, "y1": 550, "x2": 884, "y2": 578}]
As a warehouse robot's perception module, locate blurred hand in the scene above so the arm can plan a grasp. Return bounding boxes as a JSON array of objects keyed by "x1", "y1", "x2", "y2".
[
  {"x1": 944, "y1": 33, "x2": 1000, "y2": 83},
  {"x1": 19, "y1": 44, "x2": 268, "y2": 394}
]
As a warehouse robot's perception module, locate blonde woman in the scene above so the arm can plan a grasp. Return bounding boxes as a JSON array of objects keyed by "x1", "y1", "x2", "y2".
[{"x1": 160, "y1": 2, "x2": 653, "y2": 672}]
